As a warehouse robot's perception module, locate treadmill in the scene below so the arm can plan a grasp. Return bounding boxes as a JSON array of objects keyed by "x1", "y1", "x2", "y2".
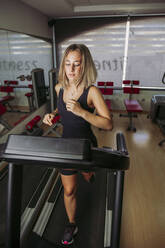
[
  {"x1": 0, "y1": 133, "x2": 129, "y2": 248},
  {"x1": 0, "y1": 155, "x2": 52, "y2": 247}
]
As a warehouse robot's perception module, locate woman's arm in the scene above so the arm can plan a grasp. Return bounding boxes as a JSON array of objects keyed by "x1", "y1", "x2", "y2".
[{"x1": 66, "y1": 86, "x2": 113, "y2": 130}]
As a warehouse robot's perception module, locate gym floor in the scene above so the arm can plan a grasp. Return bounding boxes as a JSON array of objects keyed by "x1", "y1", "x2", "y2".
[{"x1": 0, "y1": 110, "x2": 29, "y2": 136}]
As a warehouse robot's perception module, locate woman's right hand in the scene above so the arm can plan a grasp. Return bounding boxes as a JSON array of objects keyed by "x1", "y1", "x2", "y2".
[{"x1": 43, "y1": 113, "x2": 55, "y2": 126}]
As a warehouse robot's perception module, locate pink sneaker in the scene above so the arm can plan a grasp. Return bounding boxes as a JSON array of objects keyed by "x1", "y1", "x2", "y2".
[{"x1": 62, "y1": 223, "x2": 78, "y2": 245}]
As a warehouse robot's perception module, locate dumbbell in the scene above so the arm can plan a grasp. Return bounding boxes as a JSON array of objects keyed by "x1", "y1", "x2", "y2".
[{"x1": 25, "y1": 115, "x2": 43, "y2": 136}]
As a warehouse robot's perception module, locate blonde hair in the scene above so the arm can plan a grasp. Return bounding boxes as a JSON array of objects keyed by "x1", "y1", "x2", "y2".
[{"x1": 58, "y1": 44, "x2": 97, "y2": 88}]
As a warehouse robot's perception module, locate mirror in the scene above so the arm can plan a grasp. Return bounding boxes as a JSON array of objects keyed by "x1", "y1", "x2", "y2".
[{"x1": 0, "y1": 29, "x2": 53, "y2": 137}]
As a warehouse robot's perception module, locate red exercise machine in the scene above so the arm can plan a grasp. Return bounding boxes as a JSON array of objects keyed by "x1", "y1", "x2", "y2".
[{"x1": 120, "y1": 80, "x2": 143, "y2": 132}]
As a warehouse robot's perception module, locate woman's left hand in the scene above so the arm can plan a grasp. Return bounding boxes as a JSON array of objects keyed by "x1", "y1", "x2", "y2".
[{"x1": 66, "y1": 99, "x2": 82, "y2": 116}]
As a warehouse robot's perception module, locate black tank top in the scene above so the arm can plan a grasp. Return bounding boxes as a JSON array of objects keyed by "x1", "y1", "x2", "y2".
[{"x1": 57, "y1": 86, "x2": 97, "y2": 147}]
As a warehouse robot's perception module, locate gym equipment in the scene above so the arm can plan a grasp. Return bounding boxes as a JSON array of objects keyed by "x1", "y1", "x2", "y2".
[
  {"x1": 43, "y1": 112, "x2": 61, "y2": 137},
  {"x1": 150, "y1": 95, "x2": 165, "y2": 146},
  {"x1": 17, "y1": 75, "x2": 26, "y2": 81},
  {"x1": 48, "y1": 68, "x2": 57, "y2": 112},
  {"x1": 44, "y1": 68, "x2": 62, "y2": 137},
  {"x1": 25, "y1": 115, "x2": 43, "y2": 136},
  {"x1": 31, "y1": 68, "x2": 47, "y2": 109},
  {"x1": 0, "y1": 132, "x2": 129, "y2": 248},
  {"x1": 97, "y1": 81, "x2": 114, "y2": 111},
  {"x1": 0, "y1": 152, "x2": 52, "y2": 248},
  {"x1": 0, "y1": 86, "x2": 15, "y2": 111},
  {"x1": 25, "y1": 84, "x2": 35, "y2": 112},
  {"x1": 120, "y1": 80, "x2": 143, "y2": 132},
  {"x1": 51, "y1": 113, "x2": 60, "y2": 124},
  {"x1": 97, "y1": 81, "x2": 113, "y2": 131},
  {"x1": 4, "y1": 80, "x2": 18, "y2": 86},
  {"x1": 0, "y1": 103, "x2": 12, "y2": 132},
  {"x1": 150, "y1": 95, "x2": 165, "y2": 122}
]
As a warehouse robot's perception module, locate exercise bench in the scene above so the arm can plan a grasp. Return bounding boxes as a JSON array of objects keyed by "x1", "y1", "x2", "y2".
[
  {"x1": 120, "y1": 80, "x2": 143, "y2": 132},
  {"x1": 0, "y1": 86, "x2": 15, "y2": 111},
  {"x1": 97, "y1": 81, "x2": 114, "y2": 111},
  {"x1": 0, "y1": 103, "x2": 12, "y2": 132},
  {"x1": 4, "y1": 80, "x2": 18, "y2": 86}
]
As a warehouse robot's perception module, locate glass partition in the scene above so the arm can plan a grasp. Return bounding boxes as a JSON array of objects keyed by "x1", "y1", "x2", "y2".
[
  {"x1": 0, "y1": 30, "x2": 52, "y2": 137},
  {"x1": 56, "y1": 18, "x2": 126, "y2": 86},
  {"x1": 0, "y1": 29, "x2": 52, "y2": 108},
  {"x1": 126, "y1": 16, "x2": 165, "y2": 87}
]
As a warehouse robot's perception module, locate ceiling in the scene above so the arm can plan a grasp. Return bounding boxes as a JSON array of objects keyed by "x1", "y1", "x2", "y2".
[{"x1": 20, "y1": 0, "x2": 165, "y2": 19}]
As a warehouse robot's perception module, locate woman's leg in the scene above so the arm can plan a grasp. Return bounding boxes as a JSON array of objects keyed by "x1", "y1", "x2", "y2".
[
  {"x1": 81, "y1": 171, "x2": 95, "y2": 182},
  {"x1": 61, "y1": 173, "x2": 77, "y2": 223},
  {"x1": 81, "y1": 137, "x2": 97, "y2": 182}
]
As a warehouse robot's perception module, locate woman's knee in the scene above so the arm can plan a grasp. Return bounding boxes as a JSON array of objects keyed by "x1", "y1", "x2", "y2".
[
  {"x1": 63, "y1": 185, "x2": 77, "y2": 197},
  {"x1": 61, "y1": 174, "x2": 77, "y2": 197}
]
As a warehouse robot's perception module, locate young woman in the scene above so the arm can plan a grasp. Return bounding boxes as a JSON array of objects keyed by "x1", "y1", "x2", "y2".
[{"x1": 43, "y1": 44, "x2": 113, "y2": 245}]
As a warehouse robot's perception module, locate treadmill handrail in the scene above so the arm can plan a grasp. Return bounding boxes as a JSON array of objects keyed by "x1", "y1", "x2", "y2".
[
  {"x1": 0, "y1": 134, "x2": 129, "y2": 171},
  {"x1": 116, "y1": 132, "x2": 129, "y2": 155}
]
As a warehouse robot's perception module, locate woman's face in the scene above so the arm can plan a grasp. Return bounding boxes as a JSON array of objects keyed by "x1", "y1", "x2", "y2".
[{"x1": 64, "y1": 50, "x2": 82, "y2": 84}]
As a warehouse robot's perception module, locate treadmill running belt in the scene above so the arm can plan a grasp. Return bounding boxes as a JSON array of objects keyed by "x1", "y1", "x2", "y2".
[
  {"x1": 43, "y1": 169, "x2": 107, "y2": 248},
  {"x1": 23, "y1": 232, "x2": 55, "y2": 248}
]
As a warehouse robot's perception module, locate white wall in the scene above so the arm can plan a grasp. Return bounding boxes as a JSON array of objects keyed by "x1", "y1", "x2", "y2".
[{"x1": 0, "y1": 0, "x2": 52, "y2": 39}]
